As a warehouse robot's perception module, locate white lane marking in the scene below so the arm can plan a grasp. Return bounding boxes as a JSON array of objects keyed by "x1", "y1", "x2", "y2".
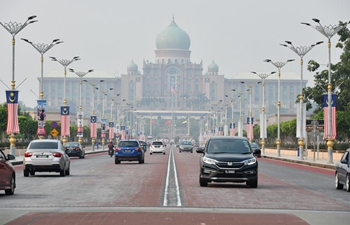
[{"x1": 163, "y1": 146, "x2": 182, "y2": 206}]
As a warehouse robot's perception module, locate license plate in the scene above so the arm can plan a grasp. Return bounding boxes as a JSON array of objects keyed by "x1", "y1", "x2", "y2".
[
  {"x1": 37, "y1": 155, "x2": 48, "y2": 158},
  {"x1": 226, "y1": 170, "x2": 235, "y2": 174},
  {"x1": 125, "y1": 150, "x2": 132, "y2": 152}
]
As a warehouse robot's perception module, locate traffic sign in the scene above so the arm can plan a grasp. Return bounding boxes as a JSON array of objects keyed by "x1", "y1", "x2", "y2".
[
  {"x1": 50, "y1": 128, "x2": 59, "y2": 137},
  {"x1": 51, "y1": 121, "x2": 58, "y2": 129}
]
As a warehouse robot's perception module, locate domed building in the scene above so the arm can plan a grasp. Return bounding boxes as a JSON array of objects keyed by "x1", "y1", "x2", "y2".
[{"x1": 120, "y1": 18, "x2": 225, "y2": 111}]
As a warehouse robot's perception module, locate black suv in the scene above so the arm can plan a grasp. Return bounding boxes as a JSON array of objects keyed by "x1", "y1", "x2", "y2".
[{"x1": 196, "y1": 136, "x2": 258, "y2": 188}]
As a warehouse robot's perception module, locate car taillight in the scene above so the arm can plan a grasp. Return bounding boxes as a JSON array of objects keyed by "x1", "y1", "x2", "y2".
[
  {"x1": 116, "y1": 148, "x2": 121, "y2": 151},
  {"x1": 136, "y1": 147, "x2": 141, "y2": 151},
  {"x1": 52, "y1": 152, "x2": 62, "y2": 157},
  {"x1": 24, "y1": 152, "x2": 33, "y2": 157},
  {"x1": 75, "y1": 147, "x2": 81, "y2": 151}
]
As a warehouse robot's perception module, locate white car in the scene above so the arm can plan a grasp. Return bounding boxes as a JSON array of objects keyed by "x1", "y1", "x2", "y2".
[
  {"x1": 23, "y1": 139, "x2": 70, "y2": 177},
  {"x1": 149, "y1": 141, "x2": 166, "y2": 155}
]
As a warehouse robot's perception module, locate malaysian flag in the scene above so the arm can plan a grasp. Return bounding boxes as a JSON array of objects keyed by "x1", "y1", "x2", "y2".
[
  {"x1": 101, "y1": 118, "x2": 106, "y2": 138},
  {"x1": 77, "y1": 111, "x2": 84, "y2": 138},
  {"x1": 37, "y1": 100, "x2": 47, "y2": 136},
  {"x1": 230, "y1": 122, "x2": 236, "y2": 136},
  {"x1": 121, "y1": 125, "x2": 125, "y2": 140},
  {"x1": 109, "y1": 121, "x2": 114, "y2": 140},
  {"x1": 246, "y1": 117, "x2": 254, "y2": 140},
  {"x1": 60, "y1": 106, "x2": 70, "y2": 136},
  {"x1": 90, "y1": 116, "x2": 97, "y2": 138},
  {"x1": 6, "y1": 90, "x2": 20, "y2": 134},
  {"x1": 170, "y1": 84, "x2": 176, "y2": 95},
  {"x1": 323, "y1": 93, "x2": 337, "y2": 140}
]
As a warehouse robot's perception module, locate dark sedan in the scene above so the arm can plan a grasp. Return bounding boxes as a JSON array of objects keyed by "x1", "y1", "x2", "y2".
[
  {"x1": 64, "y1": 142, "x2": 85, "y2": 159},
  {"x1": 335, "y1": 148, "x2": 350, "y2": 192},
  {"x1": 250, "y1": 142, "x2": 261, "y2": 158},
  {"x1": 179, "y1": 141, "x2": 193, "y2": 153},
  {"x1": 0, "y1": 150, "x2": 16, "y2": 195}
]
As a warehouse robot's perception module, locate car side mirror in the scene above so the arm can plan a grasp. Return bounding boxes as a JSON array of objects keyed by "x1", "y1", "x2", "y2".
[
  {"x1": 176, "y1": 145, "x2": 179, "y2": 147},
  {"x1": 340, "y1": 159, "x2": 348, "y2": 164},
  {"x1": 196, "y1": 147, "x2": 204, "y2": 154},
  {"x1": 7, "y1": 154, "x2": 15, "y2": 160}
]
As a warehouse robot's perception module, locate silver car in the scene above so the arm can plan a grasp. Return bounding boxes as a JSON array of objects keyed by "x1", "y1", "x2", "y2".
[{"x1": 23, "y1": 139, "x2": 70, "y2": 177}]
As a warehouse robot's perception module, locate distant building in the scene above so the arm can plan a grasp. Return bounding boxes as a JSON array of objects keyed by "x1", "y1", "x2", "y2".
[{"x1": 42, "y1": 18, "x2": 306, "y2": 125}]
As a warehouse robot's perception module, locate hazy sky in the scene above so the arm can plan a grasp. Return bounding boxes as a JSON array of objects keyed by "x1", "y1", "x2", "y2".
[{"x1": 1, "y1": 0, "x2": 349, "y2": 108}]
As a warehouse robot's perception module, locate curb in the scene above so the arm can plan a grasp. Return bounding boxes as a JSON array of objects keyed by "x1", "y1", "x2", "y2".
[{"x1": 263, "y1": 155, "x2": 336, "y2": 170}]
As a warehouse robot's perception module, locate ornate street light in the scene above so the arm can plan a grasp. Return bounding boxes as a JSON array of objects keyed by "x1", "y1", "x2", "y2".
[
  {"x1": 84, "y1": 79, "x2": 104, "y2": 150},
  {"x1": 69, "y1": 69, "x2": 93, "y2": 144},
  {"x1": 280, "y1": 41, "x2": 323, "y2": 160},
  {"x1": 264, "y1": 59, "x2": 294, "y2": 157},
  {"x1": 50, "y1": 56, "x2": 80, "y2": 145},
  {"x1": 301, "y1": 19, "x2": 349, "y2": 163},
  {"x1": 0, "y1": 15, "x2": 37, "y2": 155},
  {"x1": 97, "y1": 87, "x2": 114, "y2": 150},
  {"x1": 22, "y1": 38, "x2": 63, "y2": 139},
  {"x1": 251, "y1": 71, "x2": 276, "y2": 155},
  {"x1": 240, "y1": 81, "x2": 261, "y2": 143},
  {"x1": 233, "y1": 89, "x2": 243, "y2": 137}
]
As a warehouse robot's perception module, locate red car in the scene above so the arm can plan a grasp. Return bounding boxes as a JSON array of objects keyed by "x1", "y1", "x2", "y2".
[{"x1": 0, "y1": 149, "x2": 16, "y2": 195}]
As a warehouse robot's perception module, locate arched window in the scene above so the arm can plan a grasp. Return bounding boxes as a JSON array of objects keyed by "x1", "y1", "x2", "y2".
[
  {"x1": 181, "y1": 59, "x2": 184, "y2": 64},
  {"x1": 175, "y1": 59, "x2": 178, "y2": 64},
  {"x1": 168, "y1": 59, "x2": 171, "y2": 64},
  {"x1": 162, "y1": 59, "x2": 164, "y2": 64}
]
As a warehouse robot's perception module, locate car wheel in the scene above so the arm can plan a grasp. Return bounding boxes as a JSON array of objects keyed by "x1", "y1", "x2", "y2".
[
  {"x1": 191, "y1": 151, "x2": 193, "y2": 153},
  {"x1": 79, "y1": 153, "x2": 83, "y2": 159},
  {"x1": 179, "y1": 151, "x2": 181, "y2": 153},
  {"x1": 247, "y1": 179, "x2": 258, "y2": 188},
  {"x1": 346, "y1": 175, "x2": 350, "y2": 192},
  {"x1": 65, "y1": 166, "x2": 70, "y2": 176},
  {"x1": 336, "y1": 173, "x2": 344, "y2": 189},
  {"x1": 150, "y1": 153, "x2": 152, "y2": 155},
  {"x1": 163, "y1": 152, "x2": 165, "y2": 155},
  {"x1": 24, "y1": 169, "x2": 29, "y2": 177},
  {"x1": 199, "y1": 176, "x2": 208, "y2": 187},
  {"x1": 60, "y1": 168, "x2": 66, "y2": 177},
  {"x1": 5, "y1": 175, "x2": 15, "y2": 195},
  {"x1": 30, "y1": 171, "x2": 35, "y2": 176},
  {"x1": 115, "y1": 158, "x2": 120, "y2": 164}
]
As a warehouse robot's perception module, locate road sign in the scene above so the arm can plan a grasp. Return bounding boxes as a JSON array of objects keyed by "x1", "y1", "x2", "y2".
[
  {"x1": 51, "y1": 121, "x2": 58, "y2": 129},
  {"x1": 50, "y1": 128, "x2": 59, "y2": 137}
]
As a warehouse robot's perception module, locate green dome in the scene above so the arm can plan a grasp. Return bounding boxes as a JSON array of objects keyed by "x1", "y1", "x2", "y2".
[
  {"x1": 208, "y1": 61, "x2": 219, "y2": 72},
  {"x1": 127, "y1": 60, "x2": 138, "y2": 71},
  {"x1": 155, "y1": 19, "x2": 191, "y2": 50}
]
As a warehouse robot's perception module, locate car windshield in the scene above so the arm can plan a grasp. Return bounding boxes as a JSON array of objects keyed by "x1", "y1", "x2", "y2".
[
  {"x1": 251, "y1": 143, "x2": 259, "y2": 148},
  {"x1": 118, "y1": 141, "x2": 139, "y2": 147},
  {"x1": 64, "y1": 142, "x2": 79, "y2": 147},
  {"x1": 29, "y1": 142, "x2": 58, "y2": 151},
  {"x1": 152, "y1": 142, "x2": 163, "y2": 145},
  {"x1": 181, "y1": 141, "x2": 192, "y2": 145},
  {"x1": 207, "y1": 139, "x2": 251, "y2": 154}
]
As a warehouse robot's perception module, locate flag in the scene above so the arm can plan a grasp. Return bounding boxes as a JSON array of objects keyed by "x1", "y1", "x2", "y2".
[
  {"x1": 182, "y1": 120, "x2": 187, "y2": 125},
  {"x1": 246, "y1": 117, "x2": 254, "y2": 140},
  {"x1": 170, "y1": 84, "x2": 176, "y2": 95},
  {"x1": 101, "y1": 118, "x2": 106, "y2": 138},
  {"x1": 6, "y1": 90, "x2": 20, "y2": 134},
  {"x1": 323, "y1": 94, "x2": 337, "y2": 140},
  {"x1": 77, "y1": 111, "x2": 84, "y2": 138},
  {"x1": 37, "y1": 100, "x2": 47, "y2": 136},
  {"x1": 121, "y1": 125, "x2": 125, "y2": 140},
  {"x1": 60, "y1": 106, "x2": 70, "y2": 136},
  {"x1": 165, "y1": 120, "x2": 171, "y2": 125},
  {"x1": 109, "y1": 121, "x2": 114, "y2": 140},
  {"x1": 90, "y1": 116, "x2": 97, "y2": 138},
  {"x1": 230, "y1": 122, "x2": 236, "y2": 136}
]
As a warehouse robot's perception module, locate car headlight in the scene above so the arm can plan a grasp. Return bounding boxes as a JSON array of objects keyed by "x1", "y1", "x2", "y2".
[
  {"x1": 203, "y1": 156, "x2": 218, "y2": 165},
  {"x1": 243, "y1": 157, "x2": 257, "y2": 166}
]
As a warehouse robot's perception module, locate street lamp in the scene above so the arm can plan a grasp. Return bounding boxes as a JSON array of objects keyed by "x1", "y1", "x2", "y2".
[
  {"x1": 69, "y1": 69, "x2": 93, "y2": 144},
  {"x1": 251, "y1": 71, "x2": 276, "y2": 155},
  {"x1": 84, "y1": 79, "x2": 104, "y2": 150},
  {"x1": 0, "y1": 15, "x2": 37, "y2": 155},
  {"x1": 264, "y1": 59, "x2": 294, "y2": 157},
  {"x1": 233, "y1": 89, "x2": 243, "y2": 137},
  {"x1": 240, "y1": 81, "x2": 261, "y2": 143},
  {"x1": 97, "y1": 87, "x2": 114, "y2": 150},
  {"x1": 109, "y1": 94, "x2": 120, "y2": 143},
  {"x1": 281, "y1": 40, "x2": 323, "y2": 160},
  {"x1": 22, "y1": 38, "x2": 63, "y2": 139},
  {"x1": 301, "y1": 19, "x2": 349, "y2": 163},
  {"x1": 50, "y1": 56, "x2": 80, "y2": 145}
]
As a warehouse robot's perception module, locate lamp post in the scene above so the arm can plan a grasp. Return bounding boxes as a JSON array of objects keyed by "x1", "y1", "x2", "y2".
[
  {"x1": 251, "y1": 71, "x2": 276, "y2": 155},
  {"x1": 98, "y1": 88, "x2": 114, "y2": 150},
  {"x1": 264, "y1": 59, "x2": 294, "y2": 157},
  {"x1": 50, "y1": 56, "x2": 80, "y2": 145},
  {"x1": 69, "y1": 69, "x2": 93, "y2": 144},
  {"x1": 281, "y1": 41, "x2": 323, "y2": 160},
  {"x1": 1, "y1": 15, "x2": 37, "y2": 155},
  {"x1": 240, "y1": 82, "x2": 261, "y2": 143},
  {"x1": 232, "y1": 89, "x2": 243, "y2": 137},
  {"x1": 84, "y1": 80, "x2": 104, "y2": 150},
  {"x1": 301, "y1": 19, "x2": 349, "y2": 163}
]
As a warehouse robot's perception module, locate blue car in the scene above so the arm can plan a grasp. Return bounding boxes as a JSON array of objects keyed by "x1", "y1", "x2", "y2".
[{"x1": 115, "y1": 140, "x2": 145, "y2": 164}]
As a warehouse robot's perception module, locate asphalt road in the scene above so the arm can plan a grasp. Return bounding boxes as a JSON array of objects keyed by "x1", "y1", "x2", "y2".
[{"x1": 0, "y1": 145, "x2": 349, "y2": 224}]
